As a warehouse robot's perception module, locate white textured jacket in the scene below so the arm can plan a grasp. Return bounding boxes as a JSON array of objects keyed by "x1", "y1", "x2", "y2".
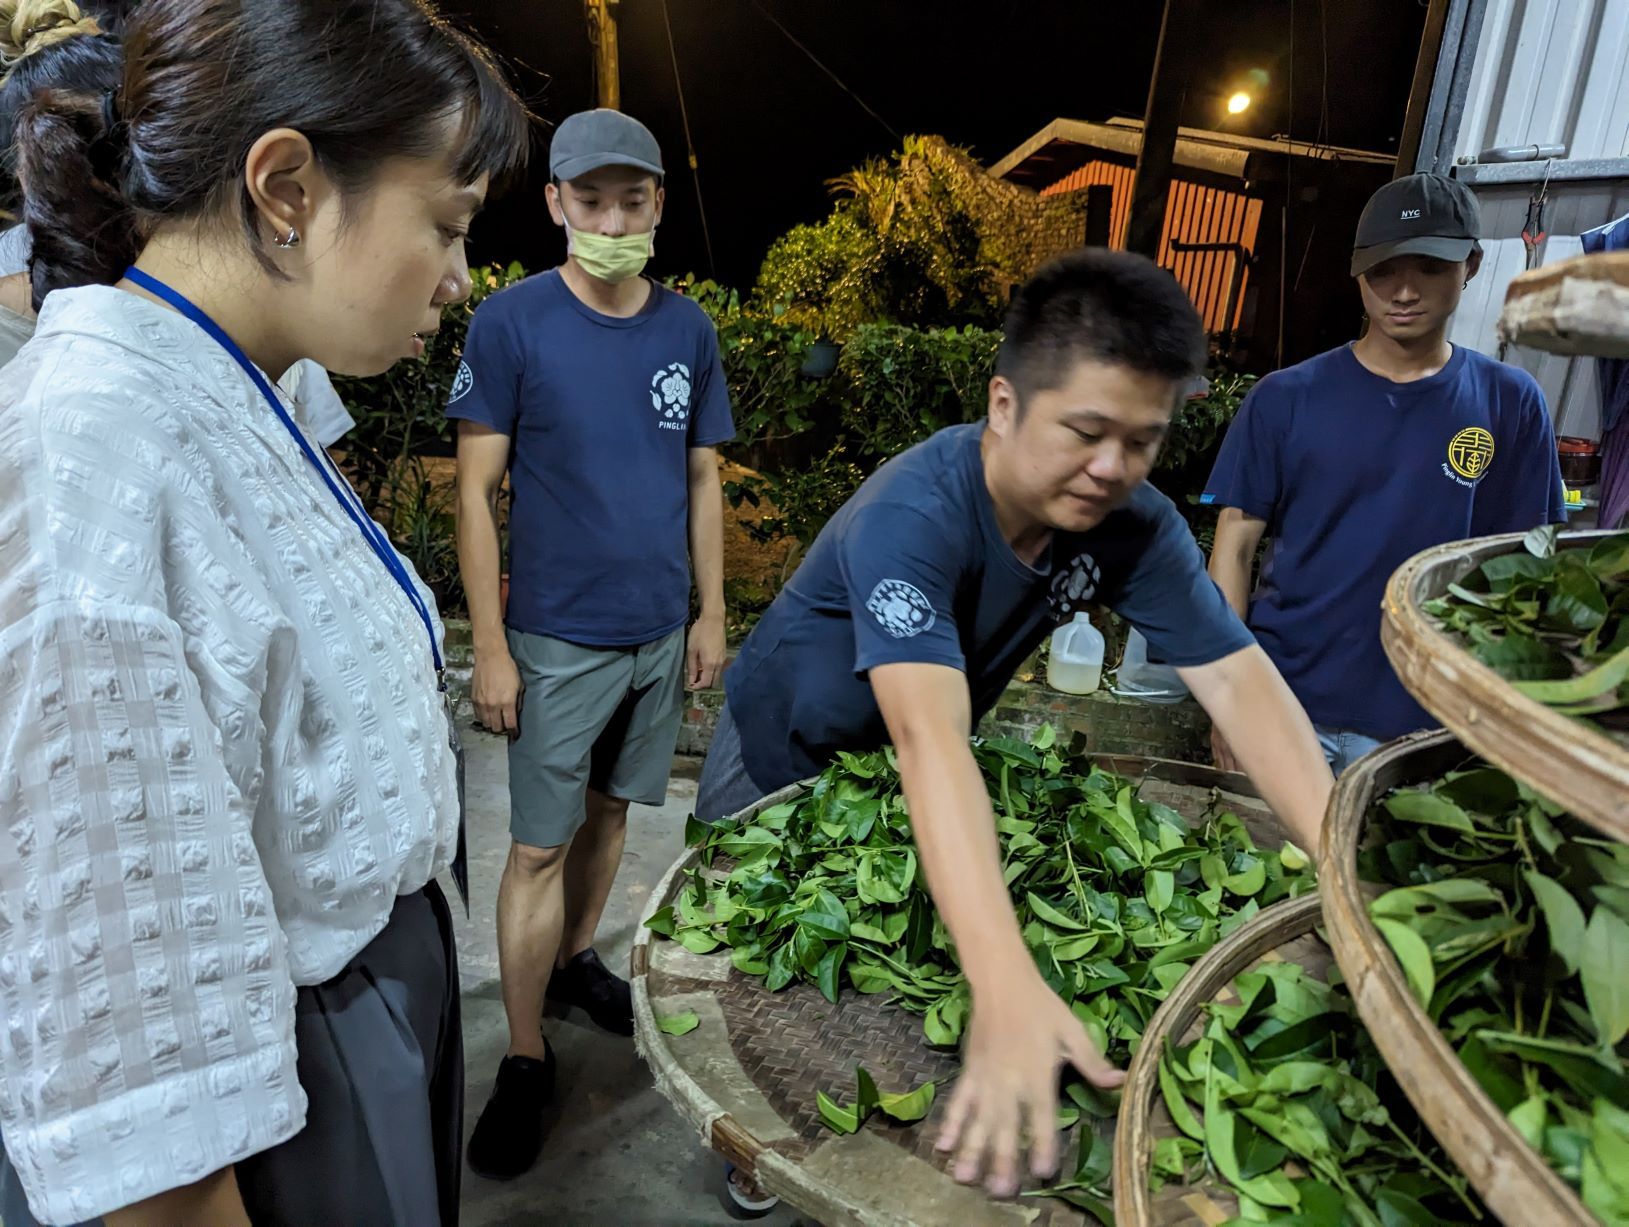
[{"x1": 0, "y1": 285, "x2": 458, "y2": 1223}]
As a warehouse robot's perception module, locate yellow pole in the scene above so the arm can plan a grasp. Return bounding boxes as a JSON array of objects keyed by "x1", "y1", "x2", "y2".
[{"x1": 586, "y1": 0, "x2": 621, "y2": 111}]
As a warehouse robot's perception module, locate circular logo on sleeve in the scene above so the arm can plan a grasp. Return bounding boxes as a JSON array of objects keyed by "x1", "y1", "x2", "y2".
[
  {"x1": 448, "y1": 360, "x2": 474, "y2": 404},
  {"x1": 866, "y1": 579, "x2": 937, "y2": 639},
  {"x1": 1447, "y1": 427, "x2": 1495, "y2": 480}
]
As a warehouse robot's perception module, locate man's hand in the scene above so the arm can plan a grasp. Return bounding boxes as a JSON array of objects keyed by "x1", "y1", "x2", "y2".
[
  {"x1": 686, "y1": 612, "x2": 727, "y2": 691},
  {"x1": 936, "y1": 969, "x2": 1123, "y2": 1196},
  {"x1": 1210, "y1": 724, "x2": 1240, "y2": 774},
  {"x1": 472, "y1": 648, "x2": 523, "y2": 738},
  {"x1": 868, "y1": 661, "x2": 1122, "y2": 1196}
]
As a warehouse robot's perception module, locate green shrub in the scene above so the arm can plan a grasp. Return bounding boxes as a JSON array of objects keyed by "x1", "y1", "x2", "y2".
[
  {"x1": 838, "y1": 323, "x2": 1000, "y2": 461},
  {"x1": 750, "y1": 137, "x2": 1005, "y2": 340},
  {"x1": 677, "y1": 276, "x2": 829, "y2": 458},
  {"x1": 750, "y1": 208, "x2": 883, "y2": 340}
]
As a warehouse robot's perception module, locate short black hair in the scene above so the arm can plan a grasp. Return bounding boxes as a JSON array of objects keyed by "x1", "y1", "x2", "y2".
[{"x1": 995, "y1": 249, "x2": 1205, "y2": 400}]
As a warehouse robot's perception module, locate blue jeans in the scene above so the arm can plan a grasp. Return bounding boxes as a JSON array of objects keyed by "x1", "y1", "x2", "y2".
[
  {"x1": 1316, "y1": 726, "x2": 1383, "y2": 775},
  {"x1": 695, "y1": 700, "x2": 776, "y2": 823}
]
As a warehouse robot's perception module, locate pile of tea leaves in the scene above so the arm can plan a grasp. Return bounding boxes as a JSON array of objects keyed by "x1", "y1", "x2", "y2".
[
  {"x1": 647, "y1": 727, "x2": 1312, "y2": 1133},
  {"x1": 1363, "y1": 760, "x2": 1629, "y2": 1225},
  {"x1": 1156, "y1": 958, "x2": 1484, "y2": 1227},
  {"x1": 1425, "y1": 526, "x2": 1629, "y2": 740}
]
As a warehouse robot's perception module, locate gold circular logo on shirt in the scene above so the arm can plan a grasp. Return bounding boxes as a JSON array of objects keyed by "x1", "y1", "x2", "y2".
[{"x1": 1447, "y1": 427, "x2": 1495, "y2": 480}]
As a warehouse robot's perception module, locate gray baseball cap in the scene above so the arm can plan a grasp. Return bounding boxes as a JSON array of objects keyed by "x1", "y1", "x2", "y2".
[{"x1": 549, "y1": 109, "x2": 664, "y2": 182}]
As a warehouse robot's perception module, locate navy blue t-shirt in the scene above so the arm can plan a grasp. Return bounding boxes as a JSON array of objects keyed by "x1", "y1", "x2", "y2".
[
  {"x1": 446, "y1": 271, "x2": 734, "y2": 646},
  {"x1": 1203, "y1": 343, "x2": 1567, "y2": 741},
  {"x1": 727, "y1": 424, "x2": 1256, "y2": 790}
]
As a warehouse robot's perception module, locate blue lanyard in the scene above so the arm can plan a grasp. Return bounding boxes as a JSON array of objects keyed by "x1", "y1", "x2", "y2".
[{"x1": 123, "y1": 266, "x2": 445, "y2": 681}]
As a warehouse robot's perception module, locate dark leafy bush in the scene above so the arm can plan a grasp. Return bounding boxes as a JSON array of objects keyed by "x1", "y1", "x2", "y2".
[
  {"x1": 751, "y1": 136, "x2": 1005, "y2": 340},
  {"x1": 838, "y1": 323, "x2": 1000, "y2": 461}
]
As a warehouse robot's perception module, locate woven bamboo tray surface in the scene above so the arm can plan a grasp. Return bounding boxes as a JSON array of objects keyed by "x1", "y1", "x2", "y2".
[{"x1": 633, "y1": 757, "x2": 1285, "y2": 1227}]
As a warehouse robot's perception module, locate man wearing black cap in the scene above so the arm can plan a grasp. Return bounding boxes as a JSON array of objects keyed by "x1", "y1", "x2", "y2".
[
  {"x1": 451, "y1": 109, "x2": 735, "y2": 1178},
  {"x1": 1205, "y1": 173, "x2": 1568, "y2": 773}
]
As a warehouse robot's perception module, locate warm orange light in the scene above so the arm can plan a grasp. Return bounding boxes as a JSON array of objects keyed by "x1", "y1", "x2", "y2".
[{"x1": 1227, "y1": 92, "x2": 1252, "y2": 115}]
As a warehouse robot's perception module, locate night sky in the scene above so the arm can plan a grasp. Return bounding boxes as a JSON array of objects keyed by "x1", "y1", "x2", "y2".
[{"x1": 447, "y1": 0, "x2": 1429, "y2": 291}]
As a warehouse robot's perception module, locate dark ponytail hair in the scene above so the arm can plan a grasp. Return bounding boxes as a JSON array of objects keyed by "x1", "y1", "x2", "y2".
[
  {"x1": 0, "y1": 5, "x2": 126, "y2": 308},
  {"x1": 0, "y1": 7, "x2": 122, "y2": 200},
  {"x1": 15, "y1": 0, "x2": 530, "y2": 307}
]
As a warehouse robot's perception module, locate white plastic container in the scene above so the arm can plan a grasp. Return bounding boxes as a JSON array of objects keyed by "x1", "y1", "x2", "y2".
[
  {"x1": 1046, "y1": 612, "x2": 1105, "y2": 695},
  {"x1": 1113, "y1": 628, "x2": 1190, "y2": 703}
]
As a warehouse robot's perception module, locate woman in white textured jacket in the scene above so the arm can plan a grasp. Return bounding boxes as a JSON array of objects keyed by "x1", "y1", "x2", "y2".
[{"x1": 0, "y1": 1, "x2": 528, "y2": 1224}]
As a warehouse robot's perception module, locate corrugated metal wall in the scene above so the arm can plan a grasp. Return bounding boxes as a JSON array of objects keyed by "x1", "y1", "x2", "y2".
[
  {"x1": 1041, "y1": 163, "x2": 1263, "y2": 333},
  {"x1": 1446, "y1": 0, "x2": 1629, "y2": 440},
  {"x1": 1453, "y1": 0, "x2": 1629, "y2": 165}
]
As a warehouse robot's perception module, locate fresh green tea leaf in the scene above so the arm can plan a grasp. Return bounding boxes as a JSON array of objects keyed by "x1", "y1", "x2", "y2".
[
  {"x1": 1582, "y1": 905, "x2": 1629, "y2": 1046},
  {"x1": 1159, "y1": 1053, "x2": 1204, "y2": 1141},
  {"x1": 815, "y1": 942, "x2": 848, "y2": 1004},
  {"x1": 1515, "y1": 640, "x2": 1629, "y2": 705},
  {"x1": 817, "y1": 1089, "x2": 859, "y2": 1135},
  {"x1": 1509, "y1": 1094, "x2": 1548, "y2": 1149},
  {"x1": 1027, "y1": 891, "x2": 1089, "y2": 931},
  {"x1": 1383, "y1": 790, "x2": 1477, "y2": 835},
  {"x1": 1525, "y1": 523, "x2": 1560, "y2": 559},
  {"x1": 877, "y1": 1079, "x2": 936, "y2": 1123},
  {"x1": 657, "y1": 1010, "x2": 700, "y2": 1036},
  {"x1": 1588, "y1": 535, "x2": 1629, "y2": 581},
  {"x1": 1146, "y1": 869, "x2": 1175, "y2": 915},
  {"x1": 1526, "y1": 869, "x2": 1586, "y2": 976},
  {"x1": 1374, "y1": 916, "x2": 1438, "y2": 1009},
  {"x1": 1473, "y1": 634, "x2": 1573, "y2": 681},
  {"x1": 798, "y1": 889, "x2": 851, "y2": 941}
]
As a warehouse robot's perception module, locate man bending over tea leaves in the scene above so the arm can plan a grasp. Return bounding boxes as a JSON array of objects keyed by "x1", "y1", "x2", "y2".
[{"x1": 696, "y1": 250, "x2": 1334, "y2": 1200}]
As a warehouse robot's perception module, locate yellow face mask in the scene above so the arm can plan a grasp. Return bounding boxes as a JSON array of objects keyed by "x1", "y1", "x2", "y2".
[{"x1": 566, "y1": 224, "x2": 654, "y2": 284}]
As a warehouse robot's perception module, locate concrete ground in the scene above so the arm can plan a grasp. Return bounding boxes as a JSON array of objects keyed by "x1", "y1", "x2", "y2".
[{"x1": 448, "y1": 713, "x2": 813, "y2": 1227}]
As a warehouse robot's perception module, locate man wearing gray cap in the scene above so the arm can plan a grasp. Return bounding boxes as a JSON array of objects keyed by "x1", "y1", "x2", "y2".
[
  {"x1": 1204, "y1": 172, "x2": 1567, "y2": 774},
  {"x1": 452, "y1": 108, "x2": 733, "y2": 1179}
]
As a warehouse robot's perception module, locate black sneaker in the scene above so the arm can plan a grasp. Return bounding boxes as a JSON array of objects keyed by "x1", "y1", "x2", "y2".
[
  {"x1": 466, "y1": 1047, "x2": 555, "y2": 1181},
  {"x1": 545, "y1": 948, "x2": 633, "y2": 1036}
]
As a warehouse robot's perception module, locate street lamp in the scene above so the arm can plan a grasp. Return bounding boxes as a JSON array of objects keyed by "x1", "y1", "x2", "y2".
[{"x1": 1227, "y1": 91, "x2": 1252, "y2": 115}]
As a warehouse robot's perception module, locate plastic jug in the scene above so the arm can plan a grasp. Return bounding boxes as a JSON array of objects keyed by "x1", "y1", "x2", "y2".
[
  {"x1": 1114, "y1": 628, "x2": 1189, "y2": 703},
  {"x1": 1047, "y1": 612, "x2": 1104, "y2": 695}
]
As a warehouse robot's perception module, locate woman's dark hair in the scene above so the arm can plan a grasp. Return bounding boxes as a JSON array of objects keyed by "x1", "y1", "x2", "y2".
[
  {"x1": 0, "y1": 4, "x2": 122, "y2": 202},
  {"x1": 996, "y1": 249, "x2": 1206, "y2": 403},
  {"x1": 14, "y1": 0, "x2": 531, "y2": 309}
]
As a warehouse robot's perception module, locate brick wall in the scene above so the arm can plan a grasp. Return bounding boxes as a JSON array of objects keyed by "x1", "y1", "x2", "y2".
[{"x1": 675, "y1": 679, "x2": 1208, "y2": 763}]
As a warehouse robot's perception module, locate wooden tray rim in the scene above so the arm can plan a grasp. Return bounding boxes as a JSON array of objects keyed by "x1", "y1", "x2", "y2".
[
  {"x1": 1320, "y1": 728, "x2": 1593, "y2": 1225},
  {"x1": 1382, "y1": 528, "x2": 1629, "y2": 842}
]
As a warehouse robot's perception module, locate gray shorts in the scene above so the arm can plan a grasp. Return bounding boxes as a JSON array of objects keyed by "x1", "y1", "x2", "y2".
[{"x1": 507, "y1": 627, "x2": 686, "y2": 849}]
